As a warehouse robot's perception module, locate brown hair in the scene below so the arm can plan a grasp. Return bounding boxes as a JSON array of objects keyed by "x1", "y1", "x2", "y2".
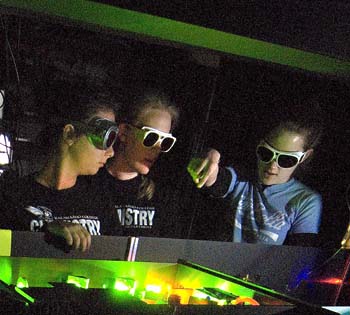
[
  {"x1": 263, "y1": 98, "x2": 324, "y2": 175},
  {"x1": 267, "y1": 119, "x2": 323, "y2": 151},
  {"x1": 36, "y1": 83, "x2": 119, "y2": 152}
]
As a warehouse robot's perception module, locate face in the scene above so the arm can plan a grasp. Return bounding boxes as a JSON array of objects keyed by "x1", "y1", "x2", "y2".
[
  {"x1": 257, "y1": 129, "x2": 306, "y2": 185},
  {"x1": 69, "y1": 109, "x2": 116, "y2": 176},
  {"x1": 121, "y1": 108, "x2": 173, "y2": 175}
]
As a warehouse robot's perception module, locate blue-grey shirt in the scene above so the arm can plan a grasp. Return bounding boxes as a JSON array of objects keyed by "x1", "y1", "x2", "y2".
[{"x1": 222, "y1": 167, "x2": 322, "y2": 245}]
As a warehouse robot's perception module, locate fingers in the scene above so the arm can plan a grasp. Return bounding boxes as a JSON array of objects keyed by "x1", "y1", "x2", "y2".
[
  {"x1": 187, "y1": 158, "x2": 207, "y2": 186},
  {"x1": 194, "y1": 158, "x2": 210, "y2": 187},
  {"x1": 47, "y1": 221, "x2": 91, "y2": 252},
  {"x1": 207, "y1": 148, "x2": 221, "y2": 164},
  {"x1": 63, "y1": 224, "x2": 91, "y2": 252},
  {"x1": 196, "y1": 159, "x2": 219, "y2": 188},
  {"x1": 187, "y1": 149, "x2": 221, "y2": 188},
  {"x1": 196, "y1": 158, "x2": 209, "y2": 175},
  {"x1": 189, "y1": 158, "x2": 218, "y2": 188}
]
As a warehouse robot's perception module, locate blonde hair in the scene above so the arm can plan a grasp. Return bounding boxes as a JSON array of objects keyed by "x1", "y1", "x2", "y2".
[
  {"x1": 122, "y1": 90, "x2": 179, "y2": 200},
  {"x1": 122, "y1": 90, "x2": 179, "y2": 130}
]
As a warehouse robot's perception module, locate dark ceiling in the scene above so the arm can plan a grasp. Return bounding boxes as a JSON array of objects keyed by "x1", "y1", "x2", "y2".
[
  {"x1": 1, "y1": 1, "x2": 349, "y2": 76},
  {"x1": 95, "y1": 0, "x2": 350, "y2": 60}
]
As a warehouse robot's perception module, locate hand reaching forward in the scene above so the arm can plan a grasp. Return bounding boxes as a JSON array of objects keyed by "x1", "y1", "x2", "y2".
[
  {"x1": 46, "y1": 221, "x2": 91, "y2": 252},
  {"x1": 187, "y1": 148, "x2": 221, "y2": 188}
]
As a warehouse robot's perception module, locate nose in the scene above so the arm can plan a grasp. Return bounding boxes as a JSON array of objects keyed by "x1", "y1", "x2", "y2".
[
  {"x1": 152, "y1": 142, "x2": 162, "y2": 154},
  {"x1": 268, "y1": 159, "x2": 279, "y2": 169}
]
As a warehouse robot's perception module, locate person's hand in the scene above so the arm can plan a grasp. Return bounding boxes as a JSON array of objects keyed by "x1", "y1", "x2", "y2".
[
  {"x1": 46, "y1": 221, "x2": 91, "y2": 252},
  {"x1": 187, "y1": 149, "x2": 221, "y2": 188}
]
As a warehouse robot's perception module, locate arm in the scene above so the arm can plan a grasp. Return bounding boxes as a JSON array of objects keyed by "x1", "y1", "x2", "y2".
[
  {"x1": 45, "y1": 221, "x2": 91, "y2": 252},
  {"x1": 187, "y1": 149, "x2": 236, "y2": 198},
  {"x1": 0, "y1": 177, "x2": 91, "y2": 252},
  {"x1": 283, "y1": 233, "x2": 319, "y2": 247},
  {"x1": 284, "y1": 192, "x2": 322, "y2": 247}
]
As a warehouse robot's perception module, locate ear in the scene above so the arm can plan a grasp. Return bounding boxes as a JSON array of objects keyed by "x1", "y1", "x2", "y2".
[
  {"x1": 62, "y1": 124, "x2": 77, "y2": 146},
  {"x1": 118, "y1": 123, "x2": 129, "y2": 143},
  {"x1": 300, "y1": 148, "x2": 313, "y2": 163}
]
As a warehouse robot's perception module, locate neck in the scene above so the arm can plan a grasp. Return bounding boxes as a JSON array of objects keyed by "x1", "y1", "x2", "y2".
[
  {"x1": 36, "y1": 155, "x2": 78, "y2": 190},
  {"x1": 107, "y1": 154, "x2": 138, "y2": 181}
]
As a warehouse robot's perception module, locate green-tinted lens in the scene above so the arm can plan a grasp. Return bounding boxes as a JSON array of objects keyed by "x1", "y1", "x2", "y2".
[{"x1": 86, "y1": 118, "x2": 118, "y2": 150}]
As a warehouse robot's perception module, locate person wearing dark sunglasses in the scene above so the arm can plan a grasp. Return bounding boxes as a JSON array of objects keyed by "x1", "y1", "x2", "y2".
[
  {"x1": 188, "y1": 106, "x2": 324, "y2": 247},
  {"x1": 86, "y1": 90, "x2": 180, "y2": 237},
  {"x1": 0, "y1": 87, "x2": 119, "y2": 251}
]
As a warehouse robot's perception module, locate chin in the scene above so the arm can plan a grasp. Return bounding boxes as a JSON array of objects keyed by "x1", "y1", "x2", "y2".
[
  {"x1": 261, "y1": 178, "x2": 270, "y2": 185},
  {"x1": 262, "y1": 180, "x2": 275, "y2": 186},
  {"x1": 260, "y1": 176, "x2": 277, "y2": 186},
  {"x1": 137, "y1": 166, "x2": 151, "y2": 175}
]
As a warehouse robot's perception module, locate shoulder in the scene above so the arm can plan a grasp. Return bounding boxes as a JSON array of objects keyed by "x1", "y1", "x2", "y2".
[
  {"x1": 1, "y1": 173, "x2": 37, "y2": 193},
  {"x1": 287, "y1": 179, "x2": 322, "y2": 213},
  {"x1": 0, "y1": 174, "x2": 42, "y2": 212},
  {"x1": 290, "y1": 178, "x2": 321, "y2": 200}
]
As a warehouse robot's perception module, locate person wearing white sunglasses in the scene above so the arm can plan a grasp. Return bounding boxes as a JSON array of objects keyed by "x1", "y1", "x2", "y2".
[
  {"x1": 188, "y1": 103, "x2": 324, "y2": 247},
  {"x1": 86, "y1": 90, "x2": 180, "y2": 237}
]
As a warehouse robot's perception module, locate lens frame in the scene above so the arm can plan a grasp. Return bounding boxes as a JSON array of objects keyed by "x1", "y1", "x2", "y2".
[
  {"x1": 256, "y1": 141, "x2": 305, "y2": 169},
  {"x1": 131, "y1": 125, "x2": 176, "y2": 152},
  {"x1": 76, "y1": 117, "x2": 119, "y2": 150}
]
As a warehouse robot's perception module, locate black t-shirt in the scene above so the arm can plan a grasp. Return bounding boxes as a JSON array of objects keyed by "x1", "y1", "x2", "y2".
[
  {"x1": 84, "y1": 168, "x2": 176, "y2": 237},
  {"x1": 0, "y1": 174, "x2": 113, "y2": 235}
]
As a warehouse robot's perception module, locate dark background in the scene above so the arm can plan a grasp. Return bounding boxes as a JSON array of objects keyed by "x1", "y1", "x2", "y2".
[{"x1": 0, "y1": 6, "x2": 349, "y2": 249}]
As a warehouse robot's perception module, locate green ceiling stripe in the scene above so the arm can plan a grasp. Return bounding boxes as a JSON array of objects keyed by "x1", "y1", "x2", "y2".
[{"x1": 1, "y1": 0, "x2": 349, "y2": 75}]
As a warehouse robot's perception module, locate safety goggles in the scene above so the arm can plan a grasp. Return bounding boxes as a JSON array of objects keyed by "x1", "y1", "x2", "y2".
[
  {"x1": 256, "y1": 141, "x2": 305, "y2": 169},
  {"x1": 76, "y1": 117, "x2": 119, "y2": 150},
  {"x1": 130, "y1": 125, "x2": 176, "y2": 152}
]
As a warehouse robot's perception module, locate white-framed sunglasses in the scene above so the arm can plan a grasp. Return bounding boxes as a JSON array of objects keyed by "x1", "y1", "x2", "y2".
[
  {"x1": 130, "y1": 125, "x2": 176, "y2": 152},
  {"x1": 256, "y1": 141, "x2": 305, "y2": 169}
]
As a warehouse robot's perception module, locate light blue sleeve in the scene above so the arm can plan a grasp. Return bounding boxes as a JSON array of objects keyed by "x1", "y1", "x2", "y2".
[
  {"x1": 222, "y1": 166, "x2": 238, "y2": 198},
  {"x1": 290, "y1": 192, "x2": 322, "y2": 234}
]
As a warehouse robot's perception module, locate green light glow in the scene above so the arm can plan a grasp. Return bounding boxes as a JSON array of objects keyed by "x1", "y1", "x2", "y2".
[
  {"x1": 16, "y1": 277, "x2": 29, "y2": 288},
  {"x1": 176, "y1": 264, "x2": 255, "y2": 299},
  {"x1": 1, "y1": 256, "x2": 294, "y2": 306},
  {"x1": 14, "y1": 286, "x2": 35, "y2": 304},
  {"x1": 111, "y1": 277, "x2": 136, "y2": 295},
  {"x1": 192, "y1": 290, "x2": 210, "y2": 300},
  {"x1": 180, "y1": 260, "x2": 278, "y2": 295},
  {"x1": 114, "y1": 279, "x2": 129, "y2": 290},
  {"x1": 0, "y1": 229, "x2": 12, "y2": 256},
  {"x1": 0, "y1": 258, "x2": 13, "y2": 285},
  {"x1": 145, "y1": 284, "x2": 162, "y2": 293},
  {"x1": 1, "y1": 0, "x2": 349, "y2": 75},
  {"x1": 114, "y1": 281, "x2": 129, "y2": 291},
  {"x1": 66, "y1": 275, "x2": 89, "y2": 289}
]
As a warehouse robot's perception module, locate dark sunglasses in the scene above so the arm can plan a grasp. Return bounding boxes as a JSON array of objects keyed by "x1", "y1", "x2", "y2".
[
  {"x1": 76, "y1": 117, "x2": 119, "y2": 150},
  {"x1": 130, "y1": 125, "x2": 176, "y2": 152},
  {"x1": 256, "y1": 141, "x2": 305, "y2": 169}
]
